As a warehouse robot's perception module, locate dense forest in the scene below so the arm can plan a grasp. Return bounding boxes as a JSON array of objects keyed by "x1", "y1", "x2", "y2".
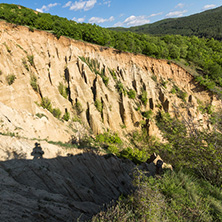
[
  {"x1": 110, "y1": 6, "x2": 222, "y2": 40},
  {"x1": 0, "y1": 3, "x2": 222, "y2": 93}
]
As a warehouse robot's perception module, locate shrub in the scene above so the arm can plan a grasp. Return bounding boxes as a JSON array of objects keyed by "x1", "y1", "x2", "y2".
[
  {"x1": 151, "y1": 74, "x2": 157, "y2": 82},
  {"x1": 95, "y1": 99, "x2": 103, "y2": 113},
  {"x1": 142, "y1": 110, "x2": 153, "y2": 119},
  {"x1": 30, "y1": 74, "x2": 39, "y2": 92},
  {"x1": 161, "y1": 79, "x2": 168, "y2": 88},
  {"x1": 156, "y1": 111, "x2": 222, "y2": 187},
  {"x1": 3, "y1": 42, "x2": 11, "y2": 53},
  {"x1": 62, "y1": 110, "x2": 70, "y2": 121},
  {"x1": 171, "y1": 85, "x2": 187, "y2": 102},
  {"x1": 119, "y1": 147, "x2": 148, "y2": 164},
  {"x1": 96, "y1": 132, "x2": 122, "y2": 145},
  {"x1": 72, "y1": 115, "x2": 82, "y2": 123},
  {"x1": 107, "y1": 144, "x2": 119, "y2": 154},
  {"x1": 35, "y1": 113, "x2": 48, "y2": 119},
  {"x1": 101, "y1": 75, "x2": 109, "y2": 86},
  {"x1": 140, "y1": 89, "x2": 148, "y2": 105},
  {"x1": 27, "y1": 55, "x2": 34, "y2": 66},
  {"x1": 58, "y1": 82, "x2": 68, "y2": 99},
  {"x1": 115, "y1": 80, "x2": 127, "y2": 95},
  {"x1": 22, "y1": 58, "x2": 29, "y2": 71},
  {"x1": 41, "y1": 97, "x2": 53, "y2": 112},
  {"x1": 108, "y1": 67, "x2": 117, "y2": 80},
  {"x1": 74, "y1": 100, "x2": 83, "y2": 114},
  {"x1": 6, "y1": 74, "x2": 16, "y2": 85},
  {"x1": 52, "y1": 108, "x2": 62, "y2": 119},
  {"x1": 127, "y1": 89, "x2": 136, "y2": 99}
]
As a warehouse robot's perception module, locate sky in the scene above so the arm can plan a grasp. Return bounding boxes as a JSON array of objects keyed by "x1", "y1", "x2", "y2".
[{"x1": 1, "y1": 0, "x2": 222, "y2": 27}]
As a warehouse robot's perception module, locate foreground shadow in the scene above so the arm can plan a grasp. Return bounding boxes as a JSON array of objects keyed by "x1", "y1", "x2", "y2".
[{"x1": 0, "y1": 151, "x2": 136, "y2": 222}]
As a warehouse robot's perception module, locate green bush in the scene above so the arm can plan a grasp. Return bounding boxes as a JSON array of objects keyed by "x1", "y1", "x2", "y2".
[
  {"x1": 3, "y1": 42, "x2": 11, "y2": 53},
  {"x1": 115, "y1": 80, "x2": 127, "y2": 95},
  {"x1": 95, "y1": 99, "x2": 103, "y2": 113},
  {"x1": 119, "y1": 147, "x2": 148, "y2": 164},
  {"x1": 127, "y1": 89, "x2": 136, "y2": 99},
  {"x1": 74, "y1": 100, "x2": 83, "y2": 114},
  {"x1": 107, "y1": 144, "x2": 119, "y2": 154},
  {"x1": 101, "y1": 75, "x2": 109, "y2": 86},
  {"x1": 96, "y1": 132, "x2": 122, "y2": 145},
  {"x1": 27, "y1": 55, "x2": 34, "y2": 66},
  {"x1": 72, "y1": 115, "x2": 82, "y2": 123},
  {"x1": 141, "y1": 110, "x2": 153, "y2": 119},
  {"x1": 171, "y1": 85, "x2": 187, "y2": 101},
  {"x1": 22, "y1": 58, "x2": 29, "y2": 71},
  {"x1": 52, "y1": 108, "x2": 62, "y2": 119},
  {"x1": 161, "y1": 79, "x2": 168, "y2": 88},
  {"x1": 30, "y1": 74, "x2": 39, "y2": 92},
  {"x1": 41, "y1": 97, "x2": 53, "y2": 112},
  {"x1": 62, "y1": 110, "x2": 70, "y2": 121},
  {"x1": 108, "y1": 67, "x2": 117, "y2": 80},
  {"x1": 151, "y1": 74, "x2": 157, "y2": 82},
  {"x1": 35, "y1": 113, "x2": 48, "y2": 119},
  {"x1": 58, "y1": 82, "x2": 68, "y2": 99},
  {"x1": 140, "y1": 89, "x2": 148, "y2": 105},
  {"x1": 6, "y1": 74, "x2": 16, "y2": 85}
]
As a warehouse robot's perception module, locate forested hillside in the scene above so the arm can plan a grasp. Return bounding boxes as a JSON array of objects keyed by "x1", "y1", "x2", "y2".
[{"x1": 110, "y1": 6, "x2": 222, "y2": 40}]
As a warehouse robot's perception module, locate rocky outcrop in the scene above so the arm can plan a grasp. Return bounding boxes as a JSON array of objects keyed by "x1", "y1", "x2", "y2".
[
  {"x1": 0, "y1": 153, "x2": 135, "y2": 221},
  {"x1": 0, "y1": 21, "x2": 220, "y2": 143}
]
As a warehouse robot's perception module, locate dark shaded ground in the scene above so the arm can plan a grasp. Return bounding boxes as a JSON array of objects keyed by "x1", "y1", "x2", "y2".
[{"x1": 0, "y1": 153, "x2": 136, "y2": 221}]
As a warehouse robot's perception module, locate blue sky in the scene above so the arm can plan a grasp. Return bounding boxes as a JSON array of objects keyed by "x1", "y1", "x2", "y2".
[{"x1": 1, "y1": 0, "x2": 222, "y2": 27}]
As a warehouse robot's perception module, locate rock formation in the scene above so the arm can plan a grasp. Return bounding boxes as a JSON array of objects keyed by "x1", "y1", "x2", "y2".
[{"x1": 0, "y1": 21, "x2": 220, "y2": 145}]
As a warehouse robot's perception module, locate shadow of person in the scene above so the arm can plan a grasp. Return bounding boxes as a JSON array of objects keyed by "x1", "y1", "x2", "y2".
[{"x1": 31, "y1": 142, "x2": 44, "y2": 159}]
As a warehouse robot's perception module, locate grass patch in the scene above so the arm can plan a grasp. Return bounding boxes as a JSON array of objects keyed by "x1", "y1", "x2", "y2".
[
  {"x1": 35, "y1": 113, "x2": 48, "y2": 119},
  {"x1": 6, "y1": 74, "x2": 16, "y2": 85},
  {"x1": 171, "y1": 85, "x2": 188, "y2": 102}
]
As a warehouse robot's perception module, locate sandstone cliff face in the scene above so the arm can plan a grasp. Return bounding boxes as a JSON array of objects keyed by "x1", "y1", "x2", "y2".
[{"x1": 0, "y1": 21, "x2": 219, "y2": 146}]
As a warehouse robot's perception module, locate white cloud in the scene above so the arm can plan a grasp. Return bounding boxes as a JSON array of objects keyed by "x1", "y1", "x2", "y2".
[
  {"x1": 149, "y1": 12, "x2": 163, "y2": 17},
  {"x1": 203, "y1": 4, "x2": 216, "y2": 10},
  {"x1": 175, "y1": 3, "x2": 185, "y2": 8},
  {"x1": 68, "y1": 0, "x2": 97, "y2": 11},
  {"x1": 166, "y1": 10, "x2": 188, "y2": 17},
  {"x1": 63, "y1": 1, "x2": 72, "y2": 8},
  {"x1": 72, "y1": 16, "x2": 86, "y2": 23},
  {"x1": 103, "y1": 0, "x2": 111, "y2": 7},
  {"x1": 85, "y1": 0, "x2": 97, "y2": 11},
  {"x1": 36, "y1": 3, "x2": 58, "y2": 13},
  {"x1": 70, "y1": 1, "x2": 86, "y2": 10},
  {"x1": 89, "y1": 16, "x2": 114, "y2": 24},
  {"x1": 114, "y1": 15, "x2": 150, "y2": 27}
]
